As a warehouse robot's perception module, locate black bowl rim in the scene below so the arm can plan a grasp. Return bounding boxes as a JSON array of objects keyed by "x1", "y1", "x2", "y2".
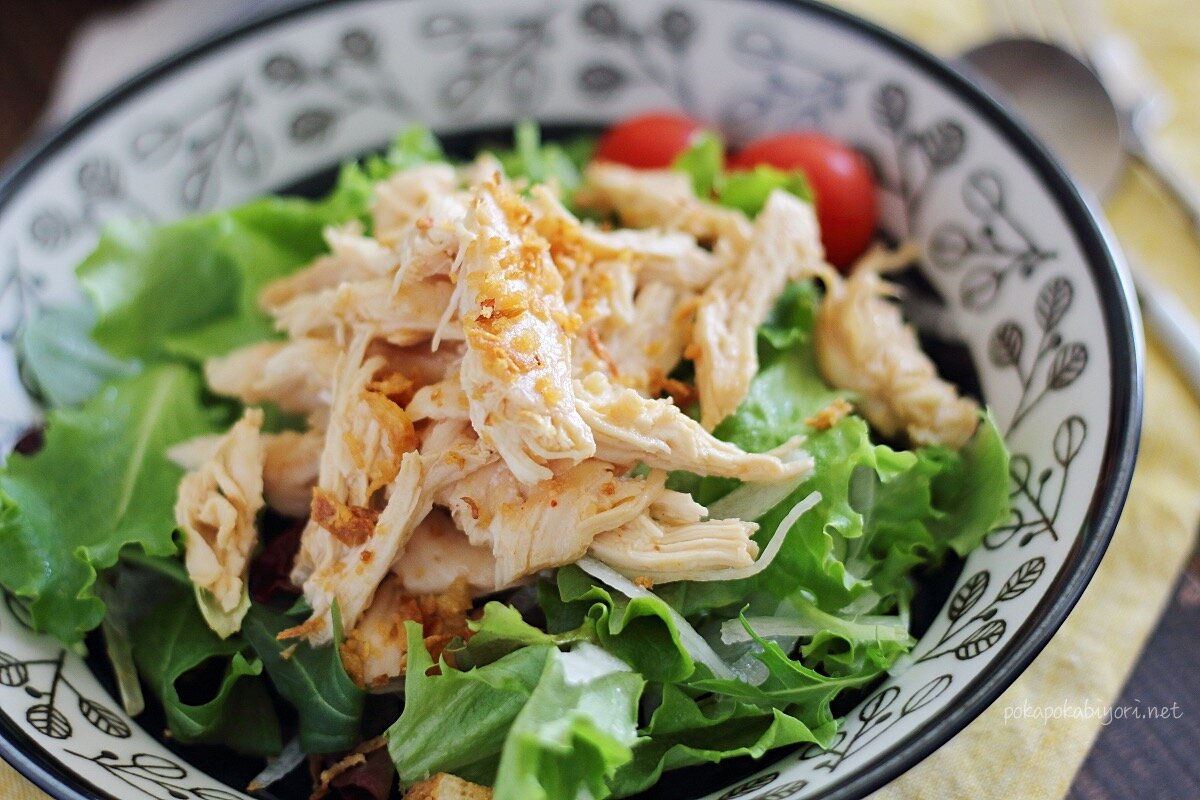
[{"x1": 0, "y1": 1, "x2": 1143, "y2": 799}]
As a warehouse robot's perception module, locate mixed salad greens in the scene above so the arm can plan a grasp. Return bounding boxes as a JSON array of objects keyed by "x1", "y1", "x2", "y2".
[{"x1": 0, "y1": 122, "x2": 1009, "y2": 799}]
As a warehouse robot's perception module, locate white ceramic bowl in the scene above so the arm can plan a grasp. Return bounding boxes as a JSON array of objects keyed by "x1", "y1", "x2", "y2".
[{"x1": 0, "y1": 2, "x2": 1141, "y2": 799}]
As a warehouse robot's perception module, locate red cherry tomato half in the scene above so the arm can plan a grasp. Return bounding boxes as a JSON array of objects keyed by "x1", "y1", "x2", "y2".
[
  {"x1": 594, "y1": 113, "x2": 709, "y2": 170},
  {"x1": 730, "y1": 132, "x2": 877, "y2": 269}
]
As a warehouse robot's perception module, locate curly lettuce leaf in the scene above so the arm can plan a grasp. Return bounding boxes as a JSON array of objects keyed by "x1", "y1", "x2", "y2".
[
  {"x1": 242, "y1": 604, "x2": 364, "y2": 754},
  {"x1": 540, "y1": 566, "x2": 697, "y2": 683},
  {"x1": 608, "y1": 684, "x2": 831, "y2": 798},
  {"x1": 17, "y1": 303, "x2": 138, "y2": 408},
  {"x1": 78, "y1": 126, "x2": 447, "y2": 365},
  {"x1": 388, "y1": 623, "x2": 552, "y2": 787},
  {"x1": 493, "y1": 120, "x2": 593, "y2": 193},
  {"x1": 492, "y1": 645, "x2": 643, "y2": 800},
  {"x1": 0, "y1": 366, "x2": 220, "y2": 643},
  {"x1": 131, "y1": 574, "x2": 280, "y2": 755},
  {"x1": 452, "y1": 601, "x2": 588, "y2": 671},
  {"x1": 670, "y1": 134, "x2": 814, "y2": 215}
]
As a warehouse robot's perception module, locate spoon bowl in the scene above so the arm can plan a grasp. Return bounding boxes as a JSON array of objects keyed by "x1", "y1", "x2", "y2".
[{"x1": 961, "y1": 37, "x2": 1126, "y2": 199}]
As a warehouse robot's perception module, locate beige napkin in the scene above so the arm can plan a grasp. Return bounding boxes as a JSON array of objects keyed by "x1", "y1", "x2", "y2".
[
  {"x1": 4, "y1": 0, "x2": 1198, "y2": 797},
  {"x1": 851, "y1": 0, "x2": 1200, "y2": 796}
]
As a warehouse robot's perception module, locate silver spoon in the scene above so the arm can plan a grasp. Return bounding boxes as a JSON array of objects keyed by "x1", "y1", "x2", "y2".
[{"x1": 960, "y1": 37, "x2": 1200, "y2": 403}]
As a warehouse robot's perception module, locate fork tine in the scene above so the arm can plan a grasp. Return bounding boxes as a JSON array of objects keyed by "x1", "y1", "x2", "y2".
[
  {"x1": 987, "y1": 0, "x2": 1048, "y2": 39},
  {"x1": 1032, "y1": 0, "x2": 1089, "y2": 54},
  {"x1": 983, "y1": 0, "x2": 1022, "y2": 37}
]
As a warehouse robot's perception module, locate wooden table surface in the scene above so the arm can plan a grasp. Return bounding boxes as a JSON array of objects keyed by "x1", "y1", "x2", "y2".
[{"x1": 0, "y1": 3, "x2": 1196, "y2": 800}]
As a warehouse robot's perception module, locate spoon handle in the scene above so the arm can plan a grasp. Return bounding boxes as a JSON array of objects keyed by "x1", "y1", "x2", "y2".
[
  {"x1": 1135, "y1": 266, "x2": 1200, "y2": 405},
  {"x1": 1130, "y1": 135, "x2": 1200, "y2": 236}
]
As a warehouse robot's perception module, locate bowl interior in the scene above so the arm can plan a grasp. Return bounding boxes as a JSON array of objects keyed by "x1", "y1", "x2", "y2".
[{"x1": 0, "y1": 1, "x2": 1139, "y2": 799}]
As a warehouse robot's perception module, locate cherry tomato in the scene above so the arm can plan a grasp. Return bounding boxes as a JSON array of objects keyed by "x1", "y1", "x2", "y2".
[
  {"x1": 594, "y1": 113, "x2": 709, "y2": 169},
  {"x1": 730, "y1": 132, "x2": 877, "y2": 269}
]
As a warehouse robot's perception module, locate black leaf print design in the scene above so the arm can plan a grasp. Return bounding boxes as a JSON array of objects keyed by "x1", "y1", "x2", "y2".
[
  {"x1": 865, "y1": 83, "x2": 966, "y2": 233},
  {"x1": 990, "y1": 276, "x2": 1087, "y2": 432},
  {"x1": 0, "y1": 636, "x2": 132, "y2": 743},
  {"x1": 3, "y1": 591, "x2": 34, "y2": 631},
  {"x1": 1036, "y1": 277, "x2": 1073, "y2": 331},
  {"x1": 988, "y1": 416, "x2": 1087, "y2": 549},
  {"x1": 718, "y1": 773, "x2": 780, "y2": 799},
  {"x1": 901, "y1": 674, "x2": 953, "y2": 714},
  {"x1": 997, "y1": 557, "x2": 1046, "y2": 600},
  {"x1": 872, "y1": 83, "x2": 908, "y2": 131},
  {"x1": 79, "y1": 696, "x2": 132, "y2": 738},
  {"x1": 68, "y1": 749, "x2": 243, "y2": 799},
  {"x1": 428, "y1": 10, "x2": 554, "y2": 119},
  {"x1": 798, "y1": 674, "x2": 953, "y2": 772},
  {"x1": 131, "y1": 82, "x2": 268, "y2": 212},
  {"x1": 576, "y1": 3, "x2": 697, "y2": 110},
  {"x1": 756, "y1": 781, "x2": 810, "y2": 800},
  {"x1": 263, "y1": 27, "x2": 408, "y2": 146},
  {"x1": 1048, "y1": 343, "x2": 1088, "y2": 389},
  {"x1": 719, "y1": 28, "x2": 859, "y2": 141},
  {"x1": 0, "y1": 652, "x2": 30, "y2": 686},
  {"x1": 27, "y1": 157, "x2": 154, "y2": 252},
  {"x1": 919, "y1": 121, "x2": 966, "y2": 169},
  {"x1": 954, "y1": 620, "x2": 1006, "y2": 659},
  {"x1": 858, "y1": 686, "x2": 899, "y2": 724},
  {"x1": 930, "y1": 170, "x2": 1057, "y2": 310},
  {"x1": 948, "y1": 571, "x2": 989, "y2": 621},
  {"x1": 915, "y1": 557, "x2": 1047, "y2": 663},
  {"x1": 26, "y1": 704, "x2": 71, "y2": 739},
  {"x1": 578, "y1": 64, "x2": 627, "y2": 97},
  {"x1": 988, "y1": 322, "x2": 1023, "y2": 368},
  {"x1": 289, "y1": 108, "x2": 339, "y2": 145},
  {"x1": 0, "y1": 248, "x2": 46, "y2": 345}
]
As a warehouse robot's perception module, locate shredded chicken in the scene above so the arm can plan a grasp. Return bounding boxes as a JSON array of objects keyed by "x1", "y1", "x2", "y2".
[
  {"x1": 580, "y1": 162, "x2": 752, "y2": 247},
  {"x1": 204, "y1": 338, "x2": 340, "y2": 417},
  {"x1": 178, "y1": 158, "x2": 974, "y2": 653},
  {"x1": 406, "y1": 773, "x2": 493, "y2": 800},
  {"x1": 371, "y1": 162, "x2": 459, "y2": 241},
  {"x1": 339, "y1": 573, "x2": 472, "y2": 687},
  {"x1": 692, "y1": 190, "x2": 830, "y2": 429},
  {"x1": 437, "y1": 461, "x2": 668, "y2": 586},
  {"x1": 174, "y1": 408, "x2": 265, "y2": 637},
  {"x1": 589, "y1": 489, "x2": 760, "y2": 575},
  {"x1": 574, "y1": 371, "x2": 810, "y2": 481},
  {"x1": 815, "y1": 246, "x2": 979, "y2": 447},
  {"x1": 455, "y1": 180, "x2": 595, "y2": 484},
  {"x1": 391, "y1": 509, "x2": 498, "y2": 595},
  {"x1": 259, "y1": 223, "x2": 398, "y2": 311}
]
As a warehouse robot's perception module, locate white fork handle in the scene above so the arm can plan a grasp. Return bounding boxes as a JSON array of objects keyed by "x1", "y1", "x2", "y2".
[
  {"x1": 1135, "y1": 266, "x2": 1200, "y2": 403},
  {"x1": 1130, "y1": 135, "x2": 1200, "y2": 239}
]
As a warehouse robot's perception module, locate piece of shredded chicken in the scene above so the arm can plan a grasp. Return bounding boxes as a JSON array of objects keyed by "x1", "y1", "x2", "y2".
[
  {"x1": 692, "y1": 190, "x2": 831, "y2": 429},
  {"x1": 339, "y1": 573, "x2": 472, "y2": 688},
  {"x1": 453, "y1": 179, "x2": 595, "y2": 484},
  {"x1": 175, "y1": 155, "x2": 969, "y2": 648},
  {"x1": 815, "y1": 245, "x2": 979, "y2": 447},
  {"x1": 173, "y1": 408, "x2": 265, "y2": 637}
]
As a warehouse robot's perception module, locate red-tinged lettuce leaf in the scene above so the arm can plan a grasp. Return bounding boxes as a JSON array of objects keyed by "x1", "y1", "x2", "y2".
[
  {"x1": 0, "y1": 366, "x2": 221, "y2": 643},
  {"x1": 131, "y1": 574, "x2": 281, "y2": 756},
  {"x1": 330, "y1": 746, "x2": 396, "y2": 800}
]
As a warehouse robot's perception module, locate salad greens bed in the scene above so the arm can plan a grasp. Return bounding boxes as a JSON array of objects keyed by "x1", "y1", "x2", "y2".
[{"x1": 0, "y1": 123, "x2": 1010, "y2": 799}]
